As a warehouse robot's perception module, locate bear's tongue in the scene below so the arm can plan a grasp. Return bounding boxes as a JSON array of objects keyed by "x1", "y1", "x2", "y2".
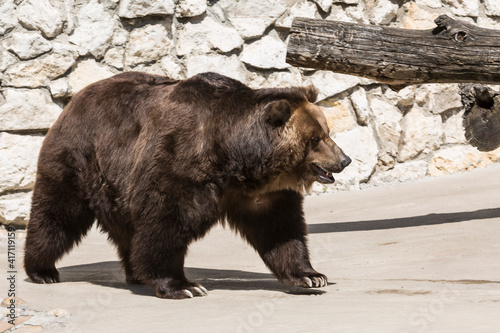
[{"x1": 310, "y1": 163, "x2": 335, "y2": 184}]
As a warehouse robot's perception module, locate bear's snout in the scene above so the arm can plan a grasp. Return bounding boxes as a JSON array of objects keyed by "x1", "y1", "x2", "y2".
[
  {"x1": 340, "y1": 152, "x2": 351, "y2": 170},
  {"x1": 329, "y1": 142, "x2": 351, "y2": 173}
]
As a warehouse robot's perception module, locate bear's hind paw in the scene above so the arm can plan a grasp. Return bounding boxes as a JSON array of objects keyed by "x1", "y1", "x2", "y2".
[{"x1": 28, "y1": 269, "x2": 60, "y2": 284}]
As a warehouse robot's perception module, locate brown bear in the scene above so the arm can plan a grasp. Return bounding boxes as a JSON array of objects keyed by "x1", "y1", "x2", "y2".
[{"x1": 24, "y1": 71, "x2": 351, "y2": 299}]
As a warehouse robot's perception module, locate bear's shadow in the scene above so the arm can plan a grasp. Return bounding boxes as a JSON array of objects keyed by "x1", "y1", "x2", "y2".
[{"x1": 57, "y1": 261, "x2": 326, "y2": 296}]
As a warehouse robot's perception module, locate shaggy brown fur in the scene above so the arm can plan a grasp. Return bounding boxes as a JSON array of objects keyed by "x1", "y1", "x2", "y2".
[{"x1": 24, "y1": 72, "x2": 351, "y2": 299}]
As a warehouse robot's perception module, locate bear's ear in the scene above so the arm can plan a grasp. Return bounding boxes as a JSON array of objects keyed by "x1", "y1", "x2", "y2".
[
  {"x1": 265, "y1": 99, "x2": 292, "y2": 129},
  {"x1": 304, "y1": 85, "x2": 319, "y2": 103}
]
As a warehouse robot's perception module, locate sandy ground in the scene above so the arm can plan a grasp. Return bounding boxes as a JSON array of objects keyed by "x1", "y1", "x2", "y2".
[{"x1": 1, "y1": 164, "x2": 500, "y2": 332}]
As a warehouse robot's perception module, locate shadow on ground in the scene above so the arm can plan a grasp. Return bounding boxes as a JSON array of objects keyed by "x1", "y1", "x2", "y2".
[
  {"x1": 308, "y1": 207, "x2": 500, "y2": 234},
  {"x1": 47, "y1": 208, "x2": 500, "y2": 296},
  {"x1": 56, "y1": 262, "x2": 325, "y2": 296}
]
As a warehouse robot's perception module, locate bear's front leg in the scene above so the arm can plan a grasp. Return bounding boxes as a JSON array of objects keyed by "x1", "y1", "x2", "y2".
[{"x1": 225, "y1": 190, "x2": 328, "y2": 289}]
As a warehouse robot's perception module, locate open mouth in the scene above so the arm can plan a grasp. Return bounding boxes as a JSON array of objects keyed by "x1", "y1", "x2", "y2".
[{"x1": 310, "y1": 163, "x2": 335, "y2": 184}]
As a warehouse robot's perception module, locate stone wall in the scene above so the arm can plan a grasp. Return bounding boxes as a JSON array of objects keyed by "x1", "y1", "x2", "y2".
[{"x1": 1, "y1": 0, "x2": 500, "y2": 226}]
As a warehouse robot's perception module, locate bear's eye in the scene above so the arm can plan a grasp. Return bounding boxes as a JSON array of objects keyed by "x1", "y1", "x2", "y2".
[{"x1": 311, "y1": 136, "x2": 321, "y2": 146}]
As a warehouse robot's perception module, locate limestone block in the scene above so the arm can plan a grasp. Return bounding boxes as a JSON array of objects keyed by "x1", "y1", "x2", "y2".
[
  {"x1": 327, "y1": 3, "x2": 368, "y2": 23},
  {"x1": 68, "y1": 60, "x2": 115, "y2": 95},
  {"x1": 3, "y1": 50, "x2": 77, "y2": 88},
  {"x1": 186, "y1": 54, "x2": 248, "y2": 83},
  {"x1": 104, "y1": 48, "x2": 125, "y2": 70},
  {"x1": 313, "y1": 0, "x2": 333, "y2": 12},
  {"x1": 394, "y1": 86, "x2": 417, "y2": 109},
  {"x1": 68, "y1": 0, "x2": 116, "y2": 58},
  {"x1": 16, "y1": 0, "x2": 66, "y2": 38},
  {"x1": 246, "y1": 73, "x2": 267, "y2": 90},
  {"x1": 112, "y1": 28, "x2": 129, "y2": 46},
  {"x1": 319, "y1": 98, "x2": 357, "y2": 134},
  {"x1": 442, "y1": 0, "x2": 479, "y2": 17},
  {"x1": 0, "y1": 0, "x2": 17, "y2": 36},
  {"x1": 344, "y1": 5, "x2": 366, "y2": 23},
  {"x1": 260, "y1": 68, "x2": 303, "y2": 89},
  {"x1": 129, "y1": 62, "x2": 165, "y2": 75},
  {"x1": 240, "y1": 32, "x2": 289, "y2": 70},
  {"x1": 0, "y1": 133, "x2": 44, "y2": 193},
  {"x1": 485, "y1": 0, "x2": 500, "y2": 17},
  {"x1": 49, "y1": 77, "x2": 70, "y2": 99},
  {"x1": 118, "y1": 0, "x2": 175, "y2": 18},
  {"x1": 415, "y1": 84, "x2": 463, "y2": 114},
  {"x1": 0, "y1": 192, "x2": 32, "y2": 226},
  {"x1": 333, "y1": 0, "x2": 358, "y2": 4},
  {"x1": 397, "y1": 106, "x2": 443, "y2": 162},
  {"x1": 175, "y1": 0, "x2": 207, "y2": 18},
  {"x1": 60, "y1": 0, "x2": 76, "y2": 35},
  {"x1": 369, "y1": 160, "x2": 429, "y2": 186},
  {"x1": 304, "y1": 71, "x2": 361, "y2": 102},
  {"x1": 415, "y1": 0, "x2": 442, "y2": 9},
  {"x1": 0, "y1": 89, "x2": 62, "y2": 131},
  {"x1": 477, "y1": 16, "x2": 500, "y2": 30},
  {"x1": 367, "y1": 0, "x2": 398, "y2": 25},
  {"x1": 402, "y1": 3, "x2": 439, "y2": 29},
  {"x1": 221, "y1": 0, "x2": 288, "y2": 39},
  {"x1": 331, "y1": 126, "x2": 379, "y2": 190},
  {"x1": 443, "y1": 111, "x2": 467, "y2": 145},
  {"x1": 350, "y1": 87, "x2": 371, "y2": 126},
  {"x1": 124, "y1": 24, "x2": 173, "y2": 67},
  {"x1": 276, "y1": 1, "x2": 317, "y2": 29},
  {"x1": 0, "y1": 45, "x2": 17, "y2": 72},
  {"x1": 368, "y1": 97, "x2": 402, "y2": 157},
  {"x1": 176, "y1": 16, "x2": 243, "y2": 56},
  {"x1": 160, "y1": 56, "x2": 184, "y2": 79},
  {"x1": 4, "y1": 31, "x2": 52, "y2": 60},
  {"x1": 428, "y1": 146, "x2": 500, "y2": 176}
]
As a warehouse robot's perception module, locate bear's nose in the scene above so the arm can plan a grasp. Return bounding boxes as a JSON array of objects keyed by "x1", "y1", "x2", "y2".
[{"x1": 341, "y1": 155, "x2": 352, "y2": 169}]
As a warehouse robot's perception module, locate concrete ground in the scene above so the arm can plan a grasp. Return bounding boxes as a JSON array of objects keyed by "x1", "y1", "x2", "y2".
[{"x1": 2, "y1": 164, "x2": 500, "y2": 332}]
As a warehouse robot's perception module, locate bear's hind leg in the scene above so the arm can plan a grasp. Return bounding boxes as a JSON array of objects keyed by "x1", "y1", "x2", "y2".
[
  {"x1": 129, "y1": 204, "x2": 216, "y2": 298},
  {"x1": 131, "y1": 234, "x2": 208, "y2": 299},
  {"x1": 24, "y1": 179, "x2": 95, "y2": 284},
  {"x1": 226, "y1": 190, "x2": 327, "y2": 289},
  {"x1": 128, "y1": 183, "x2": 219, "y2": 299},
  {"x1": 147, "y1": 248, "x2": 209, "y2": 299}
]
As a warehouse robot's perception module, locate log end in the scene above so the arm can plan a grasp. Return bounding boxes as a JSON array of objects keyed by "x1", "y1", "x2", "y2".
[{"x1": 461, "y1": 85, "x2": 500, "y2": 152}]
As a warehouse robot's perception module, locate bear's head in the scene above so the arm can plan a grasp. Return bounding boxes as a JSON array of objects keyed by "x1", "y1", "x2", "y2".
[{"x1": 258, "y1": 85, "x2": 351, "y2": 193}]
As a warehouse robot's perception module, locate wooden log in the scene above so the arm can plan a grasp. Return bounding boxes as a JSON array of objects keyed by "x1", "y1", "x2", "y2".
[
  {"x1": 286, "y1": 15, "x2": 500, "y2": 86},
  {"x1": 460, "y1": 85, "x2": 500, "y2": 152}
]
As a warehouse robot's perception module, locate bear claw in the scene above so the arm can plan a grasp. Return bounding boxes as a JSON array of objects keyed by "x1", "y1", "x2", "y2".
[
  {"x1": 193, "y1": 286, "x2": 208, "y2": 296},
  {"x1": 28, "y1": 270, "x2": 60, "y2": 284},
  {"x1": 154, "y1": 280, "x2": 208, "y2": 299},
  {"x1": 311, "y1": 276, "x2": 327, "y2": 288},
  {"x1": 289, "y1": 273, "x2": 328, "y2": 288}
]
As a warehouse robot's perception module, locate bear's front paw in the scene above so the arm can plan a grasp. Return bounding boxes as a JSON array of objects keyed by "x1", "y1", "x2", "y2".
[
  {"x1": 286, "y1": 272, "x2": 328, "y2": 288},
  {"x1": 152, "y1": 279, "x2": 208, "y2": 299},
  {"x1": 27, "y1": 268, "x2": 60, "y2": 284}
]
